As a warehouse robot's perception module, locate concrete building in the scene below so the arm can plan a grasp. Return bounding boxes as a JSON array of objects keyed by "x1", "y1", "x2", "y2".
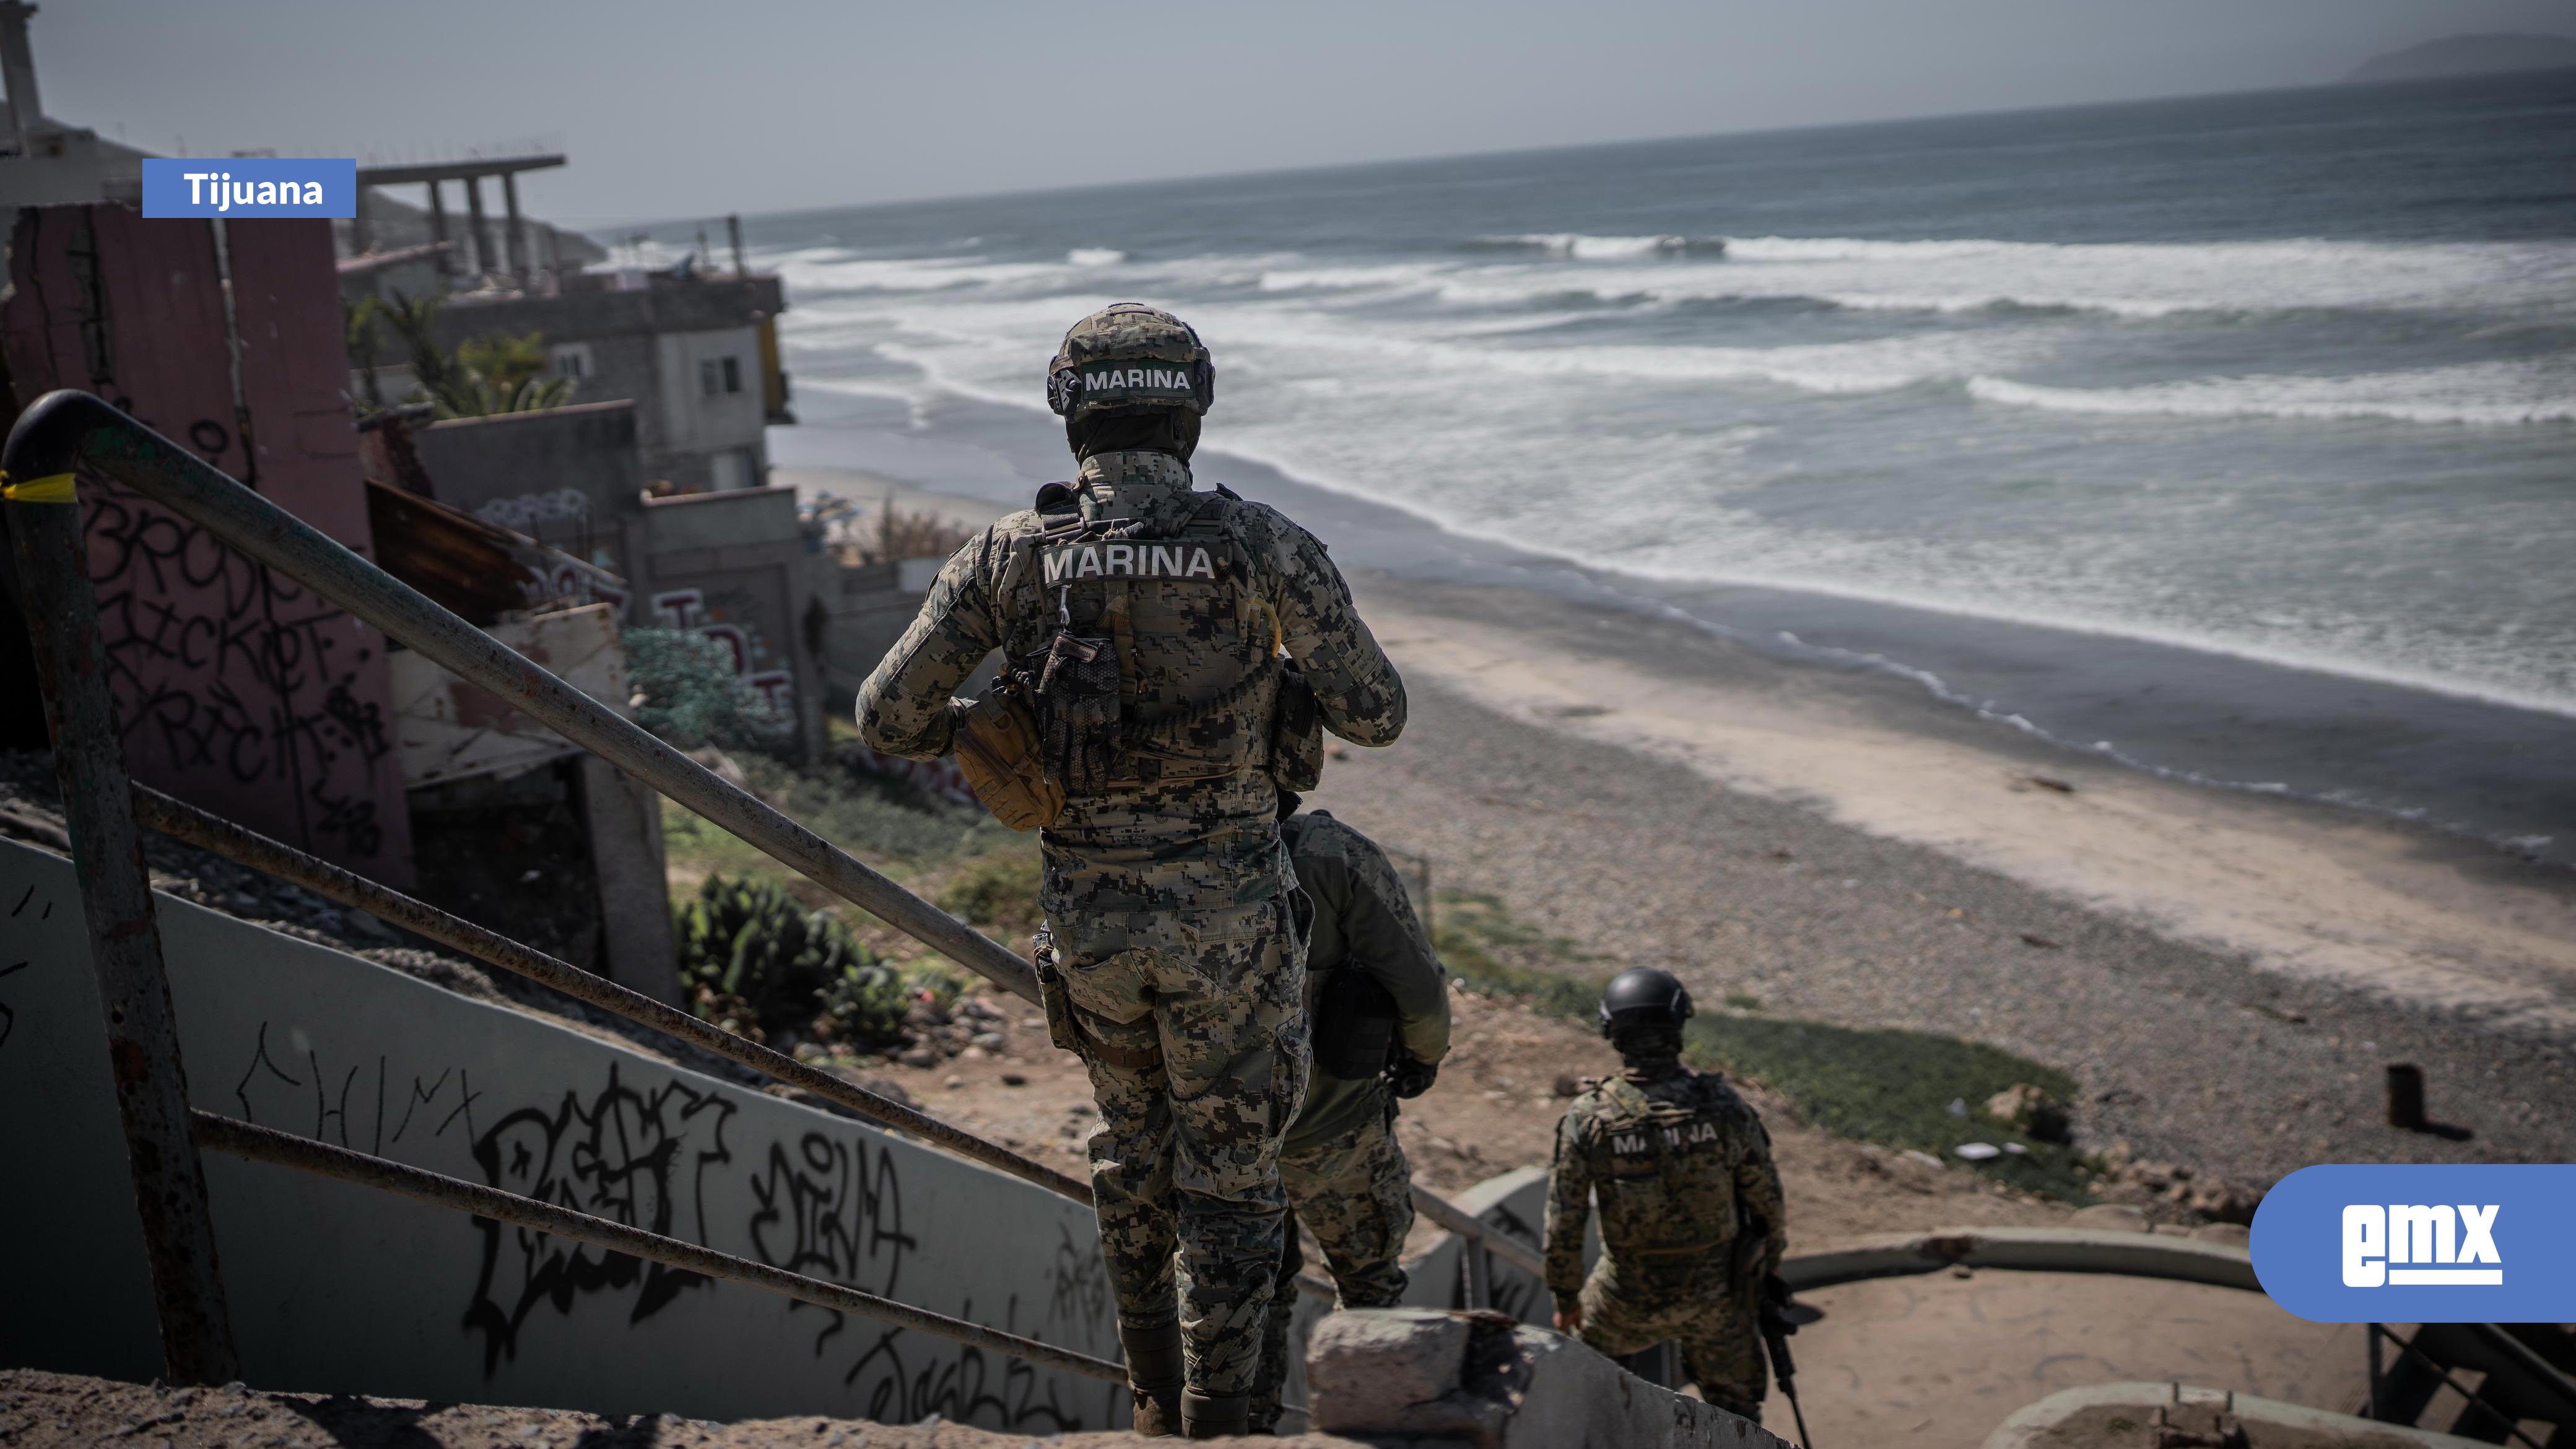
[
  {"x1": 409, "y1": 400, "x2": 649, "y2": 577},
  {"x1": 427, "y1": 268, "x2": 793, "y2": 495},
  {"x1": 629, "y1": 484, "x2": 827, "y2": 763}
]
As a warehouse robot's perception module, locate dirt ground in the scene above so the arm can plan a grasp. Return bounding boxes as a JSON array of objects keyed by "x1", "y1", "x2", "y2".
[
  {"x1": 0, "y1": 1370, "x2": 1365, "y2": 1449},
  {"x1": 843, "y1": 977, "x2": 2078, "y2": 1261}
]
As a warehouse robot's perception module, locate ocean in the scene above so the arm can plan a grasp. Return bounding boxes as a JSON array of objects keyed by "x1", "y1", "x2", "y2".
[{"x1": 694, "y1": 69, "x2": 2576, "y2": 861}]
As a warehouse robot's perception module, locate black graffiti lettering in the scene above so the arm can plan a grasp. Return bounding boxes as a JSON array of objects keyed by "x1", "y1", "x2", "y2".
[
  {"x1": 0, "y1": 959, "x2": 27, "y2": 1056},
  {"x1": 233, "y1": 1020, "x2": 304, "y2": 1120},
  {"x1": 188, "y1": 419, "x2": 231, "y2": 462},
  {"x1": 78, "y1": 483, "x2": 394, "y2": 858},
  {"x1": 436, "y1": 1067, "x2": 481, "y2": 1141},
  {"x1": 390, "y1": 1066, "x2": 453, "y2": 1145},
  {"x1": 462, "y1": 1063, "x2": 736, "y2": 1374}
]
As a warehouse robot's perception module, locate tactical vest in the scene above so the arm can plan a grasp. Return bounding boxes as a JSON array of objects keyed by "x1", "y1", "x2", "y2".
[
  {"x1": 996, "y1": 488, "x2": 1283, "y2": 793},
  {"x1": 1580, "y1": 1074, "x2": 1749, "y2": 1259}
]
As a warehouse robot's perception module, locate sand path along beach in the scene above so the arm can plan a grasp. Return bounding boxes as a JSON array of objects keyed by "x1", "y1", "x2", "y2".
[{"x1": 1303, "y1": 573, "x2": 2576, "y2": 1185}]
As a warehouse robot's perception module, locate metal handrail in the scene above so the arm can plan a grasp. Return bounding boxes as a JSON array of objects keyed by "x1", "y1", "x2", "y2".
[
  {"x1": 2367, "y1": 1323, "x2": 2549, "y2": 1449},
  {"x1": 126, "y1": 783, "x2": 1092, "y2": 1204},
  {"x1": 189, "y1": 1110, "x2": 1127, "y2": 1385},
  {"x1": 4, "y1": 390, "x2": 1040, "y2": 1003},
  {"x1": 1411, "y1": 1182, "x2": 1547, "y2": 1281}
]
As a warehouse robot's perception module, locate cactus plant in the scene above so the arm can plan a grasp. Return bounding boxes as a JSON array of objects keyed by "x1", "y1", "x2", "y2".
[{"x1": 674, "y1": 875, "x2": 907, "y2": 1048}]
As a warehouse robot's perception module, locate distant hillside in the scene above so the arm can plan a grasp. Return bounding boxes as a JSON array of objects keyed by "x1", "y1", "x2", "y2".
[{"x1": 2345, "y1": 33, "x2": 2576, "y2": 84}]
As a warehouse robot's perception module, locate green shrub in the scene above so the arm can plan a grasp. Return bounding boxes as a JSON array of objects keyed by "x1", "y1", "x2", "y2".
[
  {"x1": 626, "y1": 628, "x2": 789, "y2": 754},
  {"x1": 1684, "y1": 1016, "x2": 2091, "y2": 1198},
  {"x1": 674, "y1": 874, "x2": 906, "y2": 1048},
  {"x1": 1432, "y1": 886, "x2": 2092, "y2": 1199}
]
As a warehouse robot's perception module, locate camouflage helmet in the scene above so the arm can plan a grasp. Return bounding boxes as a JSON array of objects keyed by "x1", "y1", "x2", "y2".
[{"x1": 1046, "y1": 303, "x2": 1215, "y2": 423}]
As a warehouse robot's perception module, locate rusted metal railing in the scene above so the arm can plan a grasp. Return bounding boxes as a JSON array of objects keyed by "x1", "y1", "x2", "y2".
[
  {"x1": 126, "y1": 783, "x2": 1094, "y2": 1203},
  {"x1": 5, "y1": 445, "x2": 240, "y2": 1385},
  {"x1": 1411, "y1": 1184, "x2": 1546, "y2": 1290}
]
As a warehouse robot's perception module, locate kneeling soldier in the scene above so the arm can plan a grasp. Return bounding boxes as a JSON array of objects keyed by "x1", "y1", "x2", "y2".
[
  {"x1": 1250, "y1": 799, "x2": 1450, "y2": 1432},
  {"x1": 1542, "y1": 968, "x2": 1785, "y2": 1421}
]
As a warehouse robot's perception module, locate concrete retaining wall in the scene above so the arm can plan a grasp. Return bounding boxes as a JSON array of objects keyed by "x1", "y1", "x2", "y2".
[{"x1": 0, "y1": 836, "x2": 1122, "y2": 1434}]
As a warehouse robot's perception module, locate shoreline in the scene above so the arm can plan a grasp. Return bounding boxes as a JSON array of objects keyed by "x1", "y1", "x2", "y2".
[
  {"x1": 1303, "y1": 569, "x2": 2576, "y2": 1185},
  {"x1": 770, "y1": 395, "x2": 2576, "y2": 870},
  {"x1": 1351, "y1": 570, "x2": 2576, "y2": 1037}
]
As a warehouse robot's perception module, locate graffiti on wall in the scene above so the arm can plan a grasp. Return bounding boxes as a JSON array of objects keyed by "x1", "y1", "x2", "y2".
[
  {"x1": 220, "y1": 1019, "x2": 1110, "y2": 1430},
  {"x1": 87, "y1": 484, "x2": 396, "y2": 860},
  {"x1": 653, "y1": 588, "x2": 794, "y2": 710},
  {"x1": 466, "y1": 1063, "x2": 739, "y2": 1370},
  {"x1": 0, "y1": 882, "x2": 46, "y2": 1057}
]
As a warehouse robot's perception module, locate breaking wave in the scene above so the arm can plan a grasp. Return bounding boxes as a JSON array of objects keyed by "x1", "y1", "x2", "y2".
[{"x1": 1970, "y1": 365, "x2": 2576, "y2": 426}]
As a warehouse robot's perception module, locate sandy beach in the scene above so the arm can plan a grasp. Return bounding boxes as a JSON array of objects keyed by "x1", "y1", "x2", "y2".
[{"x1": 1300, "y1": 570, "x2": 2576, "y2": 1186}]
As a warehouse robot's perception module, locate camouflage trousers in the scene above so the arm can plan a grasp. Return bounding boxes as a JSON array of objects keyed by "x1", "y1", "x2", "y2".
[
  {"x1": 1575, "y1": 1252, "x2": 1765, "y2": 1419},
  {"x1": 1251, "y1": 1107, "x2": 1417, "y2": 1427},
  {"x1": 1048, "y1": 896, "x2": 1310, "y2": 1399}
]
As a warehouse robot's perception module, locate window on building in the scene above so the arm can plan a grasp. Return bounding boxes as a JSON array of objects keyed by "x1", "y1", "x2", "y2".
[
  {"x1": 701, "y1": 355, "x2": 744, "y2": 398},
  {"x1": 549, "y1": 342, "x2": 593, "y2": 381}
]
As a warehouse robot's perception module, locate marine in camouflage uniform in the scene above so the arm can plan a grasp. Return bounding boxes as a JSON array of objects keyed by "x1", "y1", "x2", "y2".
[
  {"x1": 855, "y1": 305, "x2": 1405, "y2": 1438},
  {"x1": 1542, "y1": 968, "x2": 1786, "y2": 1421},
  {"x1": 1250, "y1": 806, "x2": 1451, "y2": 1432}
]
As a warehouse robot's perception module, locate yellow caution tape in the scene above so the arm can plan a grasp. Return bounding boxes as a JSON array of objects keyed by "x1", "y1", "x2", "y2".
[{"x1": 0, "y1": 471, "x2": 76, "y2": 504}]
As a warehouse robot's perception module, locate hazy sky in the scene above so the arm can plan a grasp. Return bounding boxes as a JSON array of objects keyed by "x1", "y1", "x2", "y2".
[{"x1": 27, "y1": 0, "x2": 2576, "y2": 226}]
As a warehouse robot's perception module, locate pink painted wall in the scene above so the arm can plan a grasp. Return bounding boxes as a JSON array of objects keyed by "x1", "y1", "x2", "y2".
[{"x1": 3, "y1": 206, "x2": 414, "y2": 884}]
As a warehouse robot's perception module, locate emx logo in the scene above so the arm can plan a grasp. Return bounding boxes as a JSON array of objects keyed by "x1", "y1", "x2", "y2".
[
  {"x1": 2343, "y1": 1203, "x2": 2501, "y2": 1286},
  {"x1": 2254, "y1": 1165, "x2": 2570, "y2": 1322}
]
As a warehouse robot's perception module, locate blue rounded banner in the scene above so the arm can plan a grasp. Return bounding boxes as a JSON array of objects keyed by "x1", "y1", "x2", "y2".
[{"x1": 2250, "y1": 1164, "x2": 2576, "y2": 1322}]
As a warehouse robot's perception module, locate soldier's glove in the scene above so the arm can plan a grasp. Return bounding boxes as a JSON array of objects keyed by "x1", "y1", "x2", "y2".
[{"x1": 1386, "y1": 1055, "x2": 1438, "y2": 1100}]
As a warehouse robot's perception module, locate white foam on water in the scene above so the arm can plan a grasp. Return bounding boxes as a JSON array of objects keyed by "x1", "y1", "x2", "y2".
[
  {"x1": 1969, "y1": 363, "x2": 2576, "y2": 426},
  {"x1": 1066, "y1": 247, "x2": 1127, "y2": 266},
  {"x1": 772, "y1": 233, "x2": 2576, "y2": 716},
  {"x1": 1492, "y1": 233, "x2": 1692, "y2": 259}
]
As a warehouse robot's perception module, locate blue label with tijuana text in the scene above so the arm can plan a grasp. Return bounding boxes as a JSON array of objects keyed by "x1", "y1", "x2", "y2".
[{"x1": 142, "y1": 159, "x2": 357, "y2": 219}]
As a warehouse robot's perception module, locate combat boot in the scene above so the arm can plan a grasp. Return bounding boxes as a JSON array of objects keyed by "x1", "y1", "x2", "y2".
[
  {"x1": 1181, "y1": 1390, "x2": 1250, "y2": 1438},
  {"x1": 1120, "y1": 1317, "x2": 1185, "y2": 1437}
]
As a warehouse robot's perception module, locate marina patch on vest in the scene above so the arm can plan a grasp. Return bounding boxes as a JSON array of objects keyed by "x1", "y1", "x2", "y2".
[
  {"x1": 1042, "y1": 540, "x2": 1220, "y2": 584},
  {"x1": 1611, "y1": 1118, "x2": 1724, "y2": 1155}
]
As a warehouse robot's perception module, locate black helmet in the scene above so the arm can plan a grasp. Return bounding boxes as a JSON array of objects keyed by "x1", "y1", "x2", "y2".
[{"x1": 1598, "y1": 967, "x2": 1694, "y2": 1038}]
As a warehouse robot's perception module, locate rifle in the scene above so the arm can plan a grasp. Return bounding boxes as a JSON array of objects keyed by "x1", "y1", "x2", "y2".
[{"x1": 1735, "y1": 1211, "x2": 1814, "y2": 1448}]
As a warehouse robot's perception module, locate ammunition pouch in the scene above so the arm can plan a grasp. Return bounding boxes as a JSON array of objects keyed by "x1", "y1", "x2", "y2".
[
  {"x1": 951, "y1": 678, "x2": 1063, "y2": 832},
  {"x1": 1311, "y1": 965, "x2": 1399, "y2": 1081},
  {"x1": 1031, "y1": 629, "x2": 1123, "y2": 797},
  {"x1": 1266, "y1": 659, "x2": 1323, "y2": 793}
]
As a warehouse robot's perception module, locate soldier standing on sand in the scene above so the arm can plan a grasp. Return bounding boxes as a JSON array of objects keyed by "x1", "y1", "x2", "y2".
[
  {"x1": 855, "y1": 304, "x2": 1406, "y2": 1438},
  {"x1": 1542, "y1": 967, "x2": 1787, "y2": 1422},
  {"x1": 1248, "y1": 799, "x2": 1451, "y2": 1434}
]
